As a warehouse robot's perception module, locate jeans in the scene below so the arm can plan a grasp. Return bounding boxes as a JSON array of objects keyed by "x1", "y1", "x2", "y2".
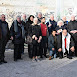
[{"x1": 50, "y1": 49, "x2": 56, "y2": 58}]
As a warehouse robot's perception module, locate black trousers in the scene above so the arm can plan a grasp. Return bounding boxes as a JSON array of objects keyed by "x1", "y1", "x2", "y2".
[
  {"x1": 0, "y1": 40, "x2": 2, "y2": 62},
  {"x1": 21, "y1": 43, "x2": 24, "y2": 53},
  {"x1": 40, "y1": 36, "x2": 47, "y2": 57},
  {"x1": 33, "y1": 45, "x2": 38, "y2": 57},
  {"x1": 14, "y1": 44, "x2": 22, "y2": 60},
  {"x1": 28, "y1": 44, "x2": 33, "y2": 58},
  {"x1": 0, "y1": 39, "x2": 6, "y2": 62},
  {"x1": 59, "y1": 49, "x2": 73, "y2": 58}
]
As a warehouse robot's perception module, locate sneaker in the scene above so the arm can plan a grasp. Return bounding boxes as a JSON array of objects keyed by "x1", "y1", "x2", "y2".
[
  {"x1": 32, "y1": 59, "x2": 35, "y2": 62},
  {"x1": 35, "y1": 58, "x2": 40, "y2": 62}
]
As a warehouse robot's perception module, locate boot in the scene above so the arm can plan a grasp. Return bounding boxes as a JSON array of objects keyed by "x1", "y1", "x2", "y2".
[{"x1": 49, "y1": 56, "x2": 51, "y2": 60}]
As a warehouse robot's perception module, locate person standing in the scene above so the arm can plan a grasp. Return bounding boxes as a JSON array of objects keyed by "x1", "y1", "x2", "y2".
[
  {"x1": 40, "y1": 17, "x2": 48, "y2": 58},
  {"x1": 46, "y1": 15, "x2": 57, "y2": 35},
  {"x1": 62, "y1": 16, "x2": 68, "y2": 29},
  {"x1": 37, "y1": 12, "x2": 42, "y2": 24},
  {"x1": 21, "y1": 14, "x2": 27, "y2": 54},
  {"x1": 32, "y1": 18, "x2": 42, "y2": 61},
  {"x1": 0, "y1": 14, "x2": 10, "y2": 64},
  {"x1": 67, "y1": 15, "x2": 77, "y2": 56},
  {"x1": 10, "y1": 16, "x2": 25, "y2": 61},
  {"x1": 22, "y1": 14, "x2": 27, "y2": 23},
  {"x1": 25, "y1": 15, "x2": 34, "y2": 58}
]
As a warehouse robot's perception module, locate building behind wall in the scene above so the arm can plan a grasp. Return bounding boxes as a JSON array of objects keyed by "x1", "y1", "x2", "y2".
[{"x1": 0, "y1": 0, "x2": 77, "y2": 27}]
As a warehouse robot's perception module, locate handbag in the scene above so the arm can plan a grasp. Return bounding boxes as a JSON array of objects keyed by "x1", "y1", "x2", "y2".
[{"x1": 25, "y1": 35, "x2": 32, "y2": 44}]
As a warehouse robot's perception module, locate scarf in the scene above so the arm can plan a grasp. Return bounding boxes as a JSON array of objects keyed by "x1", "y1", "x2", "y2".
[
  {"x1": 14, "y1": 20, "x2": 25, "y2": 39},
  {"x1": 62, "y1": 33, "x2": 71, "y2": 54}
]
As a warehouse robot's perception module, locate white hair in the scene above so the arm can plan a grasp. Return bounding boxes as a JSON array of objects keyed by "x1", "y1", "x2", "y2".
[
  {"x1": 57, "y1": 20, "x2": 64, "y2": 26},
  {"x1": 33, "y1": 17, "x2": 38, "y2": 21},
  {"x1": 38, "y1": 12, "x2": 42, "y2": 15}
]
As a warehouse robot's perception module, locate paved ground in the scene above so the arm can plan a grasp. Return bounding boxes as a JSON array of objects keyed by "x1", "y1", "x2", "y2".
[{"x1": 0, "y1": 49, "x2": 77, "y2": 77}]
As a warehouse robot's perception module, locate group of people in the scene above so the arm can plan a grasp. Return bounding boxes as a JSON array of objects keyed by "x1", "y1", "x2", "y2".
[{"x1": 0, "y1": 12, "x2": 77, "y2": 64}]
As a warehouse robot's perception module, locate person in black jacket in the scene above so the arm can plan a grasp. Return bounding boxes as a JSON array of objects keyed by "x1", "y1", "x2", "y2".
[
  {"x1": 21, "y1": 14, "x2": 27, "y2": 54},
  {"x1": 48, "y1": 30, "x2": 57, "y2": 60},
  {"x1": 55, "y1": 20, "x2": 65, "y2": 35},
  {"x1": 46, "y1": 15, "x2": 57, "y2": 35},
  {"x1": 22, "y1": 14, "x2": 27, "y2": 23},
  {"x1": 37, "y1": 12, "x2": 42, "y2": 24},
  {"x1": 32, "y1": 18, "x2": 42, "y2": 62},
  {"x1": 25, "y1": 15, "x2": 34, "y2": 35},
  {"x1": 0, "y1": 14, "x2": 10, "y2": 64},
  {"x1": 10, "y1": 16, "x2": 25, "y2": 61},
  {"x1": 62, "y1": 16, "x2": 68, "y2": 29},
  {"x1": 25, "y1": 15, "x2": 34, "y2": 58},
  {"x1": 67, "y1": 15, "x2": 77, "y2": 56},
  {"x1": 0, "y1": 23, "x2": 2, "y2": 39},
  {"x1": 0, "y1": 25, "x2": 2, "y2": 64},
  {"x1": 57, "y1": 29, "x2": 75, "y2": 59}
]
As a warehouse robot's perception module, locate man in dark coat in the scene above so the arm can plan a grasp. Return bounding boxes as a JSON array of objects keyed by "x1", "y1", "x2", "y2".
[
  {"x1": 21, "y1": 14, "x2": 27, "y2": 54},
  {"x1": 10, "y1": 16, "x2": 25, "y2": 61},
  {"x1": 0, "y1": 14, "x2": 10, "y2": 64},
  {"x1": 0, "y1": 22, "x2": 2, "y2": 39},
  {"x1": 62, "y1": 16, "x2": 68, "y2": 29},
  {"x1": 37, "y1": 12, "x2": 42, "y2": 24},
  {"x1": 22, "y1": 14, "x2": 27, "y2": 33},
  {"x1": 57, "y1": 29, "x2": 75, "y2": 59},
  {"x1": 67, "y1": 15, "x2": 77, "y2": 56},
  {"x1": 22, "y1": 14, "x2": 27, "y2": 23},
  {"x1": 0, "y1": 21, "x2": 2, "y2": 65},
  {"x1": 46, "y1": 15, "x2": 57, "y2": 35}
]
